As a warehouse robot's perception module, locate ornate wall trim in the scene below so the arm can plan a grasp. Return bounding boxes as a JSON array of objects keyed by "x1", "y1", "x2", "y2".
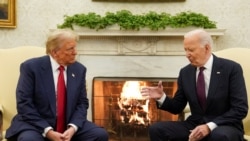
[{"x1": 74, "y1": 28, "x2": 226, "y2": 56}]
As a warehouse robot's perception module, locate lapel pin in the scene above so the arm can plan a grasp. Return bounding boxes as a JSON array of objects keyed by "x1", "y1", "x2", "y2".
[
  {"x1": 72, "y1": 73, "x2": 75, "y2": 77},
  {"x1": 216, "y1": 72, "x2": 220, "y2": 74}
]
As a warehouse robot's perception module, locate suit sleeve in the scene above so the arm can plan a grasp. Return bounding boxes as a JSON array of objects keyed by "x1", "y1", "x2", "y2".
[{"x1": 16, "y1": 62, "x2": 51, "y2": 132}]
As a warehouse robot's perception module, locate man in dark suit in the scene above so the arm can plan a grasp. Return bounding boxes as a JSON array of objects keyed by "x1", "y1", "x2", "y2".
[
  {"x1": 5, "y1": 29, "x2": 108, "y2": 141},
  {"x1": 141, "y1": 29, "x2": 248, "y2": 141}
]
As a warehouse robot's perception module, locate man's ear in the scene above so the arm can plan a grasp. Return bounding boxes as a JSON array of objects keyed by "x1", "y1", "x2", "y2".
[
  {"x1": 205, "y1": 44, "x2": 211, "y2": 52},
  {"x1": 51, "y1": 50, "x2": 57, "y2": 57}
]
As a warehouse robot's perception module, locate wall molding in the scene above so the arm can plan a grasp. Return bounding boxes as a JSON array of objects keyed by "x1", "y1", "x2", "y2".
[{"x1": 64, "y1": 28, "x2": 226, "y2": 56}]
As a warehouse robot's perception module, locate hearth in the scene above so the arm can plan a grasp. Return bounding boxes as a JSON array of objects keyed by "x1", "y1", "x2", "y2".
[{"x1": 92, "y1": 77, "x2": 178, "y2": 141}]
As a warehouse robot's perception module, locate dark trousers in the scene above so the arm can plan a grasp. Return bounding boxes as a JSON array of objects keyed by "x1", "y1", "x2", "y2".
[
  {"x1": 7, "y1": 121, "x2": 108, "y2": 141},
  {"x1": 148, "y1": 121, "x2": 244, "y2": 141}
]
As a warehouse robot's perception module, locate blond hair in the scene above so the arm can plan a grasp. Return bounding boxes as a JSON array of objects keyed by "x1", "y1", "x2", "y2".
[{"x1": 46, "y1": 29, "x2": 79, "y2": 54}]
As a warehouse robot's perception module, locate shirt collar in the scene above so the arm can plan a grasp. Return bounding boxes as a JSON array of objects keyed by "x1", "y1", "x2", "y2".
[
  {"x1": 197, "y1": 54, "x2": 213, "y2": 71},
  {"x1": 49, "y1": 55, "x2": 67, "y2": 72}
]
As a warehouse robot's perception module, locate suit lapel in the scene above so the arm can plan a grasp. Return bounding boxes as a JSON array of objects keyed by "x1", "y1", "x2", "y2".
[
  {"x1": 40, "y1": 56, "x2": 57, "y2": 116},
  {"x1": 206, "y1": 56, "x2": 221, "y2": 108},
  {"x1": 65, "y1": 66, "x2": 77, "y2": 121}
]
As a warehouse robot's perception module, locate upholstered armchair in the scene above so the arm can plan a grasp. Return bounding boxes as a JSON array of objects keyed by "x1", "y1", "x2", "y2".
[
  {"x1": 215, "y1": 48, "x2": 250, "y2": 140},
  {"x1": 182, "y1": 48, "x2": 250, "y2": 140},
  {"x1": 0, "y1": 46, "x2": 45, "y2": 141}
]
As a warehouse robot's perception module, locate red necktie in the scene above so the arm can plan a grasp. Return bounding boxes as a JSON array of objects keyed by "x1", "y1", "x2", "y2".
[
  {"x1": 56, "y1": 66, "x2": 66, "y2": 133},
  {"x1": 196, "y1": 67, "x2": 206, "y2": 110}
]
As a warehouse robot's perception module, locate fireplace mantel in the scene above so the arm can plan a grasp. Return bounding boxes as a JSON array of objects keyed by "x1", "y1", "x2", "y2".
[
  {"x1": 75, "y1": 28, "x2": 226, "y2": 37},
  {"x1": 73, "y1": 28, "x2": 226, "y2": 56}
]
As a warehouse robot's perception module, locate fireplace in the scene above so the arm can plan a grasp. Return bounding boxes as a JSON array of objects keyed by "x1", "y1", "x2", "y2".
[
  {"x1": 92, "y1": 77, "x2": 178, "y2": 141},
  {"x1": 73, "y1": 28, "x2": 225, "y2": 140}
]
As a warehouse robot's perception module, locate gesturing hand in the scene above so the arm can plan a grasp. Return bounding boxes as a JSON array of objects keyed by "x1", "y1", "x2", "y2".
[{"x1": 141, "y1": 81, "x2": 164, "y2": 100}]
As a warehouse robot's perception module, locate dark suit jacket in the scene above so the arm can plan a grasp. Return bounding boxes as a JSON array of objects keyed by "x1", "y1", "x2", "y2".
[
  {"x1": 6, "y1": 55, "x2": 89, "y2": 138},
  {"x1": 159, "y1": 54, "x2": 248, "y2": 133}
]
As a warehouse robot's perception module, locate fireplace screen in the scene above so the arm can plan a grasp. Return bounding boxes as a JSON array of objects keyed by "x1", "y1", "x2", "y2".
[{"x1": 92, "y1": 77, "x2": 178, "y2": 141}]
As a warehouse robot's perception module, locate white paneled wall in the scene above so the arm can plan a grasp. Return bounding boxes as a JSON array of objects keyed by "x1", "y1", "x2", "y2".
[{"x1": 0, "y1": 0, "x2": 249, "y2": 49}]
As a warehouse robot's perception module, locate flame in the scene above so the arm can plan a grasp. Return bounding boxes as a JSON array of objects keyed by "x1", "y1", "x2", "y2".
[
  {"x1": 120, "y1": 81, "x2": 145, "y2": 99},
  {"x1": 118, "y1": 81, "x2": 150, "y2": 125}
]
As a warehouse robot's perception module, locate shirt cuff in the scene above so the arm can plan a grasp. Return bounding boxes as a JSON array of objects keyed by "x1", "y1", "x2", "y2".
[
  {"x1": 157, "y1": 93, "x2": 166, "y2": 106},
  {"x1": 42, "y1": 126, "x2": 53, "y2": 137},
  {"x1": 206, "y1": 122, "x2": 218, "y2": 131},
  {"x1": 68, "y1": 123, "x2": 78, "y2": 132}
]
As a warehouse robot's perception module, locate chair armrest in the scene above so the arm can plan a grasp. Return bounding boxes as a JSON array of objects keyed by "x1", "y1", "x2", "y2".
[
  {"x1": 178, "y1": 104, "x2": 191, "y2": 121},
  {"x1": 244, "y1": 135, "x2": 250, "y2": 141},
  {"x1": 183, "y1": 104, "x2": 190, "y2": 113}
]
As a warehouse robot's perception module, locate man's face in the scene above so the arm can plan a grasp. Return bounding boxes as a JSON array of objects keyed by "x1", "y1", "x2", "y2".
[
  {"x1": 53, "y1": 39, "x2": 77, "y2": 66},
  {"x1": 183, "y1": 35, "x2": 210, "y2": 67}
]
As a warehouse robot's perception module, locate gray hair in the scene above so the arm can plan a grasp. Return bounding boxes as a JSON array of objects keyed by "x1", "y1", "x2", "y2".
[
  {"x1": 46, "y1": 29, "x2": 79, "y2": 54},
  {"x1": 184, "y1": 29, "x2": 213, "y2": 48}
]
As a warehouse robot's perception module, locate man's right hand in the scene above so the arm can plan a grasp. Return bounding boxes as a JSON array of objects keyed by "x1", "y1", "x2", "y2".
[{"x1": 141, "y1": 81, "x2": 164, "y2": 100}]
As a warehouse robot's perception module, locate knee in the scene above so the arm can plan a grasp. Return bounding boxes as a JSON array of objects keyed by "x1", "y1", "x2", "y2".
[
  {"x1": 95, "y1": 128, "x2": 108, "y2": 140},
  {"x1": 209, "y1": 131, "x2": 228, "y2": 140},
  {"x1": 17, "y1": 130, "x2": 44, "y2": 141},
  {"x1": 148, "y1": 122, "x2": 161, "y2": 134},
  {"x1": 209, "y1": 129, "x2": 233, "y2": 141},
  {"x1": 209, "y1": 126, "x2": 243, "y2": 141}
]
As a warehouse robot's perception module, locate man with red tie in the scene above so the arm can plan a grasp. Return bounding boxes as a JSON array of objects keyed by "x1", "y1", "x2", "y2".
[
  {"x1": 141, "y1": 29, "x2": 248, "y2": 141},
  {"x1": 5, "y1": 29, "x2": 108, "y2": 141}
]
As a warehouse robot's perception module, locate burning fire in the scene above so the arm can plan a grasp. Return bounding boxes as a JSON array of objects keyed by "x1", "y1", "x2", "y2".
[{"x1": 117, "y1": 81, "x2": 150, "y2": 125}]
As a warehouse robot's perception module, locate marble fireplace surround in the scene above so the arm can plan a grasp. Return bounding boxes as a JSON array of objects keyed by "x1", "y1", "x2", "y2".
[{"x1": 75, "y1": 28, "x2": 225, "y2": 120}]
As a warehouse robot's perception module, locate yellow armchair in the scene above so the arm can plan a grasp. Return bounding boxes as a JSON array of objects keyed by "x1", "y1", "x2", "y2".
[
  {"x1": 214, "y1": 48, "x2": 250, "y2": 140},
  {"x1": 0, "y1": 46, "x2": 45, "y2": 140}
]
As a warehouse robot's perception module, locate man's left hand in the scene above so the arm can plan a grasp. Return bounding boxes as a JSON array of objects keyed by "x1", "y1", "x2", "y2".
[
  {"x1": 62, "y1": 126, "x2": 75, "y2": 141},
  {"x1": 189, "y1": 124, "x2": 210, "y2": 141}
]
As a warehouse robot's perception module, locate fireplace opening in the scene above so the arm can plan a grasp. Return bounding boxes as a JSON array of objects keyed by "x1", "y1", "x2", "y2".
[{"x1": 92, "y1": 77, "x2": 179, "y2": 141}]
